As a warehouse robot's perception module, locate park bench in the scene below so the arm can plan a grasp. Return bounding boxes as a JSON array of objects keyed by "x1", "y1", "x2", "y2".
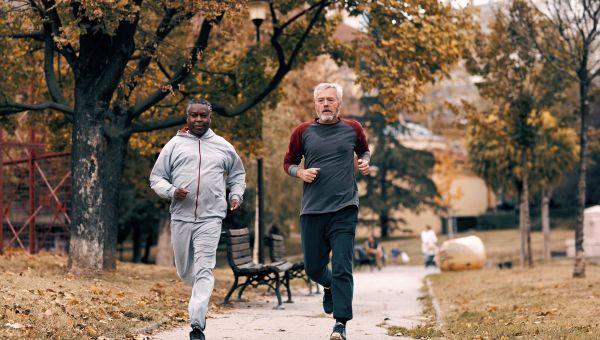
[
  {"x1": 223, "y1": 228, "x2": 292, "y2": 309},
  {"x1": 266, "y1": 233, "x2": 320, "y2": 296}
]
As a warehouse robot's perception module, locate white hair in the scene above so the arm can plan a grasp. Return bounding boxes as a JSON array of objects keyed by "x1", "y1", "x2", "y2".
[{"x1": 313, "y1": 83, "x2": 343, "y2": 102}]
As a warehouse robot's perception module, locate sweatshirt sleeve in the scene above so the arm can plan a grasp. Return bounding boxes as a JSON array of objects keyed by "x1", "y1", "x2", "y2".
[
  {"x1": 226, "y1": 146, "x2": 246, "y2": 204},
  {"x1": 149, "y1": 141, "x2": 176, "y2": 200},
  {"x1": 348, "y1": 120, "x2": 371, "y2": 162},
  {"x1": 283, "y1": 122, "x2": 310, "y2": 177}
]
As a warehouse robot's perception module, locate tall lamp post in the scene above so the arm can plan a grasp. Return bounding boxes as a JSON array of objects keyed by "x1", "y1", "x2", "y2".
[{"x1": 249, "y1": 0, "x2": 269, "y2": 264}]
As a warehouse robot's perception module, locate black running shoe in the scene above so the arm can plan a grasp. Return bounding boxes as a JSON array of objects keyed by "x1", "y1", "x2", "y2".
[
  {"x1": 330, "y1": 321, "x2": 346, "y2": 340},
  {"x1": 323, "y1": 287, "x2": 333, "y2": 314},
  {"x1": 190, "y1": 327, "x2": 205, "y2": 340}
]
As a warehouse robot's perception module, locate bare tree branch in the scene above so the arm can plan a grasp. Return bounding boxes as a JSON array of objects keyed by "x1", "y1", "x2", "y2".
[
  {"x1": 95, "y1": 0, "x2": 143, "y2": 101},
  {"x1": 0, "y1": 101, "x2": 74, "y2": 118},
  {"x1": 0, "y1": 31, "x2": 44, "y2": 40},
  {"x1": 279, "y1": 1, "x2": 328, "y2": 31},
  {"x1": 130, "y1": 15, "x2": 223, "y2": 119},
  {"x1": 591, "y1": 66, "x2": 600, "y2": 80},
  {"x1": 270, "y1": 4, "x2": 288, "y2": 68},
  {"x1": 43, "y1": 26, "x2": 69, "y2": 106},
  {"x1": 132, "y1": 115, "x2": 185, "y2": 133},
  {"x1": 286, "y1": 2, "x2": 327, "y2": 73},
  {"x1": 124, "y1": 8, "x2": 190, "y2": 100},
  {"x1": 40, "y1": 0, "x2": 78, "y2": 69},
  {"x1": 156, "y1": 59, "x2": 173, "y2": 79}
]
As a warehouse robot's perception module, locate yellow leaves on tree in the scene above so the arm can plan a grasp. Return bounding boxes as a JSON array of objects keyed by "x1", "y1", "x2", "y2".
[{"x1": 334, "y1": 0, "x2": 474, "y2": 121}]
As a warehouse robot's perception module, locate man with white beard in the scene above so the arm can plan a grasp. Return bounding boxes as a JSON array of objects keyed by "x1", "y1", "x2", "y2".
[{"x1": 283, "y1": 83, "x2": 371, "y2": 340}]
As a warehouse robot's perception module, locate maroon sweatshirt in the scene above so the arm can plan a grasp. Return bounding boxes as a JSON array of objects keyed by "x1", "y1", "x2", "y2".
[{"x1": 283, "y1": 118, "x2": 370, "y2": 215}]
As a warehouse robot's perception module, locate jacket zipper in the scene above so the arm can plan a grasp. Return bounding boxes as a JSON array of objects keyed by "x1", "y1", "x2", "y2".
[{"x1": 194, "y1": 140, "x2": 202, "y2": 221}]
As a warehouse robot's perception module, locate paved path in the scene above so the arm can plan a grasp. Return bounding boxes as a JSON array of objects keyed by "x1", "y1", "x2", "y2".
[{"x1": 153, "y1": 266, "x2": 430, "y2": 340}]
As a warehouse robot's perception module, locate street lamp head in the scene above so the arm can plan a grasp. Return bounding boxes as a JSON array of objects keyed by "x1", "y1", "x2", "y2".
[{"x1": 249, "y1": 1, "x2": 269, "y2": 27}]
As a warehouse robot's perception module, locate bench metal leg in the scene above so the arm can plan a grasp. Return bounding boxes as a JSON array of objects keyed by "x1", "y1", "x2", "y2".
[
  {"x1": 237, "y1": 277, "x2": 252, "y2": 300},
  {"x1": 223, "y1": 274, "x2": 240, "y2": 305},
  {"x1": 284, "y1": 271, "x2": 293, "y2": 303},
  {"x1": 273, "y1": 272, "x2": 283, "y2": 309}
]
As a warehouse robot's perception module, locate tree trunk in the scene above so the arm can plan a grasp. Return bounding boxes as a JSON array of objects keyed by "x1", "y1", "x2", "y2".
[
  {"x1": 573, "y1": 77, "x2": 589, "y2": 278},
  {"x1": 142, "y1": 228, "x2": 153, "y2": 264},
  {"x1": 380, "y1": 211, "x2": 389, "y2": 239},
  {"x1": 67, "y1": 19, "x2": 136, "y2": 274},
  {"x1": 68, "y1": 81, "x2": 129, "y2": 274},
  {"x1": 541, "y1": 188, "x2": 552, "y2": 261},
  {"x1": 517, "y1": 186, "x2": 525, "y2": 267},
  {"x1": 519, "y1": 149, "x2": 532, "y2": 268},
  {"x1": 132, "y1": 224, "x2": 142, "y2": 263},
  {"x1": 447, "y1": 215, "x2": 454, "y2": 239},
  {"x1": 155, "y1": 217, "x2": 174, "y2": 267}
]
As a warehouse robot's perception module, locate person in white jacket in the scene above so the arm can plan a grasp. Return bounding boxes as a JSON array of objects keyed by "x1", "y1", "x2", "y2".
[
  {"x1": 150, "y1": 98, "x2": 246, "y2": 340},
  {"x1": 421, "y1": 225, "x2": 438, "y2": 268}
]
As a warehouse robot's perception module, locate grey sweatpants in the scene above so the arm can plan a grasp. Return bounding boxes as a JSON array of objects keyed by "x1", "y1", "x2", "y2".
[{"x1": 171, "y1": 218, "x2": 222, "y2": 330}]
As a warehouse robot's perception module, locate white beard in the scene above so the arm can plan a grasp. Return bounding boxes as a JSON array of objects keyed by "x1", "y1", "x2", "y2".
[{"x1": 318, "y1": 110, "x2": 338, "y2": 122}]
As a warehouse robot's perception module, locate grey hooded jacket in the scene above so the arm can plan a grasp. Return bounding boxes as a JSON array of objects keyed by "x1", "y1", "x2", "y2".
[{"x1": 150, "y1": 128, "x2": 246, "y2": 222}]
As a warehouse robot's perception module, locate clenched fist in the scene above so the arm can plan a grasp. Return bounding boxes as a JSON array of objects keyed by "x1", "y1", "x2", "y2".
[
  {"x1": 173, "y1": 188, "x2": 189, "y2": 200},
  {"x1": 357, "y1": 159, "x2": 370, "y2": 176},
  {"x1": 297, "y1": 167, "x2": 320, "y2": 183}
]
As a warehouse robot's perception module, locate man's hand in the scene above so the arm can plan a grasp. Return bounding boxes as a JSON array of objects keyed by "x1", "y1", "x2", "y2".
[
  {"x1": 173, "y1": 188, "x2": 190, "y2": 201},
  {"x1": 230, "y1": 199, "x2": 241, "y2": 211},
  {"x1": 357, "y1": 159, "x2": 370, "y2": 176},
  {"x1": 297, "y1": 167, "x2": 320, "y2": 183}
]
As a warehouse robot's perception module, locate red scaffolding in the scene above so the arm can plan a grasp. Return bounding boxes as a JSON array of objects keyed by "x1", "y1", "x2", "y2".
[{"x1": 0, "y1": 129, "x2": 71, "y2": 254}]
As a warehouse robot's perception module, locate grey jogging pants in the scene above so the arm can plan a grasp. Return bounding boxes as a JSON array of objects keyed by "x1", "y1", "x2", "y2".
[{"x1": 171, "y1": 218, "x2": 222, "y2": 330}]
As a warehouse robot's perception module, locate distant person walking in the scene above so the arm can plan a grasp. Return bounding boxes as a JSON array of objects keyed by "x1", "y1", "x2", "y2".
[
  {"x1": 283, "y1": 82, "x2": 371, "y2": 340},
  {"x1": 421, "y1": 225, "x2": 438, "y2": 268},
  {"x1": 150, "y1": 98, "x2": 246, "y2": 340}
]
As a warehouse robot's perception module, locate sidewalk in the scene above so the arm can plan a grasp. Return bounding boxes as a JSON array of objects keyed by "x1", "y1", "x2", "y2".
[{"x1": 153, "y1": 266, "x2": 430, "y2": 340}]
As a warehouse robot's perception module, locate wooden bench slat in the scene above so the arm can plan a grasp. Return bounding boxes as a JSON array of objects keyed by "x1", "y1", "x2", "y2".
[
  {"x1": 270, "y1": 234, "x2": 284, "y2": 241},
  {"x1": 229, "y1": 235, "x2": 250, "y2": 245},
  {"x1": 228, "y1": 228, "x2": 249, "y2": 236},
  {"x1": 231, "y1": 248, "x2": 252, "y2": 259},
  {"x1": 233, "y1": 255, "x2": 253, "y2": 266},
  {"x1": 230, "y1": 243, "x2": 250, "y2": 252}
]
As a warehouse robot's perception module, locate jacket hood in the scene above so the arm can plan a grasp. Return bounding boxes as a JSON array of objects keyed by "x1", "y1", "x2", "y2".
[{"x1": 176, "y1": 127, "x2": 216, "y2": 140}]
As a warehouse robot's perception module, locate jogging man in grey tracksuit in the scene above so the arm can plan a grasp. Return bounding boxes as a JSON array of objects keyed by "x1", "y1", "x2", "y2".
[
  {"x1": 283, "y1": 83, "x2": 371, "y2": 340},
  {"x1": 150, "y1": 98, "x2": 246, "y2": 340}
]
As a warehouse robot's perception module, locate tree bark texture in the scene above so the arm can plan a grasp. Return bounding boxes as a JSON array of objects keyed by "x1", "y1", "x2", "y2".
[
  {"x1": 541, "y1": 188, "x2": 552, "y2": 261},
  {"x1": 67, "y1": 22, "x2": 134, "y2": 273},
  {"x1": 573, "y1": 78, "x2": 589, "y2": 278},
  {"x1": 379, "y1": 170, "x2": 389, "y2": 239},
  {"x1": 155, "y1": 217, "x2": 174, "y2": 267},
  {"x1": 379, "y1": 211, "x2": 389, "y2": 240},
  {"x1": 519, "y1": 149, "x2": 532, "y2": 268},
  {"x1": 68, "y1": 90, "x2": 128, "y2": 274}
]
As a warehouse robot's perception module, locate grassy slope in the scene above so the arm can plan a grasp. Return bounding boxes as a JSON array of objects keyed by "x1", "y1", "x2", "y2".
[
  {"x1": 379, "y1": 229, "x2": 600, "y2": 339},
  {"x1": 429, "y1": 261, "x2": 600, "y2": 338},
  {"x1": 0, "y1": 251, "x2": 240, "y2": 339}
]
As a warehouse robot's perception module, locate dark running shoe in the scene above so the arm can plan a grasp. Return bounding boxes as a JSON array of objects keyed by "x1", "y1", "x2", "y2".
[
  {"x1": 323, "y1": 287, "x2": 333, "y2": 314},
  {"x1": 190, "y1": 327, "x2": 205, "y2": 340},
  {"x1": 330, "y1": 322, "x2": 346, "y2": 340}
]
